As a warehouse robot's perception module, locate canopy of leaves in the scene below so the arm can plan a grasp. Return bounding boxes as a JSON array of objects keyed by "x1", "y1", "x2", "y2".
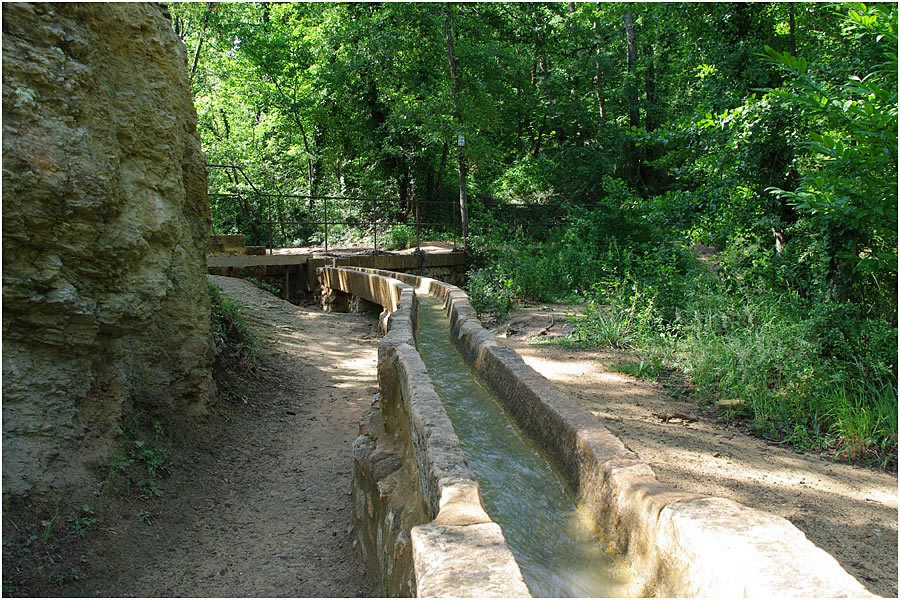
[{"x1": 174, "y1": 1, "x2": 896, "y2": 463}]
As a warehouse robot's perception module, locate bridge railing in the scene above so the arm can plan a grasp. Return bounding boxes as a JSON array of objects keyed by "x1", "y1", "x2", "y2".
[
  {"x1": 209, "y1": 163, "x2": 465, "y2": 255},
  {"x1": 207, "y1": 163, "x2": 599, "y2": 255}
]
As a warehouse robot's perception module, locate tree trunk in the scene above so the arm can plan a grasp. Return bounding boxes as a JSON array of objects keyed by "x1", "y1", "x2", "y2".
[
  {"x1": 444, "y1": 3, "x2": 468, "y2": 249},
  {"x1": 624, "y1": 10, "x2": 642, "y2": 188},
  {"x1": 532, "y1": 113, "x2": 547, "y2": 158},
  {"x1": 592, "y1": 3, "x2": 606, "y2": 128},
  {"x1": 189, "y1": 5, "x2": 212, "y2": 82},
  {"x1": 309, "y1": 127, "x2": 325, "y2": 204},
  {"x1": 624, "y1": 11, "x2": 639, "y2": 129},
  {"x1": 436, "y1": 141, "x2": 450, "y2": 213},
  {"x1": 594, "y1": 48, "x2": 606, "y2": 125},
  {"x1": 643, "y1": 43, "x2": 657, "y2": 132},
  {"x1": 772, "y1": 227, "x2": 785, "y2": 255},
  {"x1": 398, "y1": 158, "x2": 412, "y2": 217},
  {"x1": 220, "y1": 109, "x2": 230, "y2": 138},
  {"x1": 190, "y1": 37, "x2": 204, "y2": 79},
  {"x1": 265, "y1": 77, "x2": 317, "y2": 206},
  {"x1": 789, "y1": 4, "x2": 796, "y2": 54}
]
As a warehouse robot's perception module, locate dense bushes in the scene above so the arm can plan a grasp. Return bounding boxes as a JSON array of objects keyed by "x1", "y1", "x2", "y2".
[
  {"x1": 660, "y1": 291, "x2": 897, "y2": 465},
  {"x1": 463, "y1": 4, "x2": 896, "y2": 467},
  {"x1": 467, "y1": 205, "x2": 897, "y2": 467}
]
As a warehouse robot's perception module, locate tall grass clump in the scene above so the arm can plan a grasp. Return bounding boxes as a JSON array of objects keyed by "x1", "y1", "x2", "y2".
[{"x1": 583, "y1": 282, "x2": 897, "y2": 467}]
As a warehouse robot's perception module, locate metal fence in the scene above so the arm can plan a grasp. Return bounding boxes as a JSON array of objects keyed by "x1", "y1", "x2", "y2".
[{"x1": 207, "y1": 163, "x2": 579, "y2": 255}]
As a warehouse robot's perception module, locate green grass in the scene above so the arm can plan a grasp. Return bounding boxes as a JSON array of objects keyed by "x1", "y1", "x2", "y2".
[
  {"x1": 570, "y1": 305, "x2": 636, "y2": 349},
  {"x1": 209, "y1": 282, "x2": 258, "y2": 371},
  {"x1": 577, "y1": 293, "x2": 898, "y2": 468},
  {"x1": 611, "y1": 357, "x2": 663, "y2": 381},
  {"x1": 822, "y1": 381, "x2": 898, "y2": 467}
]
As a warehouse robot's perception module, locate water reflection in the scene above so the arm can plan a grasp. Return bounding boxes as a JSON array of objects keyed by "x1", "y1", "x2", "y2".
[{"x1": 415, "y1": 299, "x2": 629, "y2": 598}]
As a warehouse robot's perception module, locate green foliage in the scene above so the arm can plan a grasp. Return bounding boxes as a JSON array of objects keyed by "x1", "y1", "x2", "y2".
[
  {"x1": 763, "y1": 4, "x2": 897, "y2": 313},
  {"x1": 209, "y1": 282, "x2": 258, "y2": 371},
  {"x1": 138, "y1": 508, "x2": 158, "y2": 525},
  {"x1": 110, "y1": 413, "x2": 171, "y2": 496},
  {"x1": 494, "y1": 156, "x2": 557, "y2": 203},
  {"x1": 384, "y1": 223, "x2": 416, "y2": 250},
  {"x1": 466, "y1": 267, "x2": 516, "y2": 317},
  {"x1": 48, "y1": 568, "x2": 81, "y2": 587},
  {"x1": 133, "y1": 422, "x2": 168, "y2": 479},
  {"x1": 244, "y1": 276, "x2": 281, "y2": 297},
  {"x1": 67, "y1": 506, "x2": 99, "y2": 538},
  {"x1": 178, "y1": 2, "x2": 897, "y2": 466}
]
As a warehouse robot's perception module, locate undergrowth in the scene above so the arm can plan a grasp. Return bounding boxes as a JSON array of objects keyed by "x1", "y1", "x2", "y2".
[
  {"x1": 244, "y1": 276, "x2": 281, "y2": 297},
  {"x1": 209, "y1": 282, "x2": 258, "y2": 373},
  {"x1": 466, "y1": 202, "x2": 898, "y2": 469},
  {"x1": 108, "y1": 412, "x2": 170, "y2": 498},
  {"x1": 2, "y1": 413, "x2": 169, "y2": 596}
]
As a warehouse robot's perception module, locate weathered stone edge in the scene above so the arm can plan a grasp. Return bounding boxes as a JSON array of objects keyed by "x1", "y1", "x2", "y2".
[
  {"x1": 318, "y1": 267, "x2": 530, "y2": 598},
  {"x1": 346, "y1": 267, "x2": 877, "y2": 599}
]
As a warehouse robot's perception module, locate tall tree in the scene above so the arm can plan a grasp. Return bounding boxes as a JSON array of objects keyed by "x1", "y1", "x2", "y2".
[{"x1": 444, "y1": 3, "x2": 468, "y2": 248}]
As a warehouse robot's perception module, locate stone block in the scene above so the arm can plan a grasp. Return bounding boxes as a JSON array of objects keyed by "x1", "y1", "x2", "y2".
[{"x1": 411, "y1": 522, "x2": 531, "y2": 598}]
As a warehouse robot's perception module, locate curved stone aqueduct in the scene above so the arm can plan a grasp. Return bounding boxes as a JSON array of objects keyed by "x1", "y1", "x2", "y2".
[{"x1": 318, "y1": 265, "x2": 874, "y2": 598}]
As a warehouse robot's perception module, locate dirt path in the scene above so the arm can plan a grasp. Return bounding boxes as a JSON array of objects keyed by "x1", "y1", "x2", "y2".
[
  {"x1": 57, "y1": 276, "x2": 379, "y2": 597},
  {"x1": 494, "y1": 308, "x2": 898, "y2": 598}
]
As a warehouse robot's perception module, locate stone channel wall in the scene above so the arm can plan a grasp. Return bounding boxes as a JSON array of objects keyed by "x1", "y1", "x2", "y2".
[
  {"x1": 340, "y1": 267, "x2": 876, "y2": 599},
  {"x1": 209, "y1": 251, "x2": 466, "y2": 305},
  {"x1": 317, "y1": 268, "x2": 529, "y2": 597}
]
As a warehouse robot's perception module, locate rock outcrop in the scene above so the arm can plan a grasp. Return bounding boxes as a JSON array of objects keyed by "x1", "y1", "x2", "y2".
[{"x1": 2, "y1": 3, "x2": 213, "y2": 497}]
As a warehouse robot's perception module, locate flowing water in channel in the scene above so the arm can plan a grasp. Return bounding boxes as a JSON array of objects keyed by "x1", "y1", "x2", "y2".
[{"x1": 415, "y1": 298, "x2": 630, "y2": 598}]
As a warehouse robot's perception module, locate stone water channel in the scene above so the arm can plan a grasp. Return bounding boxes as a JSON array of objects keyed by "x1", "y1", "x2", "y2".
[{"x1": 415, "y1": 297, "x2": 630, "y2": 597}]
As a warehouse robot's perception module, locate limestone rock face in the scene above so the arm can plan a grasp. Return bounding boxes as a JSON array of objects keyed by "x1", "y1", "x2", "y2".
[{"x1": 2, "y1": 3, "x2": 213, "y2": 497}]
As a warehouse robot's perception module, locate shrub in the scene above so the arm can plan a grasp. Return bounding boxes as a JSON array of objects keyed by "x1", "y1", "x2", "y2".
[{"x1": 384, "y1": 223, "x2": 415, "y2": 250}]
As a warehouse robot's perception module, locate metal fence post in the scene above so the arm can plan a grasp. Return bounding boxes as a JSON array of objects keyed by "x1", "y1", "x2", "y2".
[
  {"x1": 415, "y1": 200, "x2": 421, "y2": 252},
  {"x1": 451, "y1": 196, "x2": 458, "y2": 249}
]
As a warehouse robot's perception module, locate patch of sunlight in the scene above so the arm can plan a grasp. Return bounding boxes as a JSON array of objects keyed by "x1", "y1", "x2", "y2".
[
  {"x1": 336, "y1": 355, "x2": 377, "y2": 375},
  {"x1": 648, "y1": 443, "x2": 896, "y2": 506},
  {"x1": 861, "y1": 488, "x2": 898, "y2": 508},
  {"x1": 518, "y1": 354, "x2": 627, "y2": 384}
]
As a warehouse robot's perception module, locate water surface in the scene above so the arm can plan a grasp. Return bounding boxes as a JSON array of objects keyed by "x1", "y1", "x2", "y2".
[{"x1": 415, "y1": 298, "x2": 629, "y2": 598}]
